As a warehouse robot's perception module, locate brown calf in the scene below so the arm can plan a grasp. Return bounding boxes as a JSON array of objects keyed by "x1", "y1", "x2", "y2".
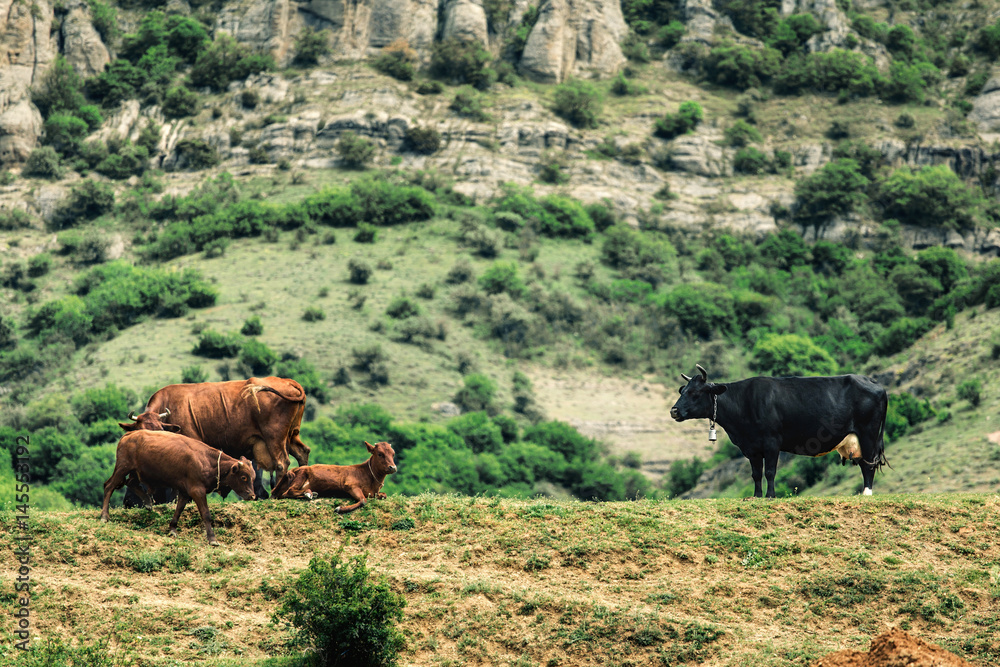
[
  {"x1": 272, "y1": 441, "x2": 397, "y2": 514},
  {"x1": 101, "y1": 430, "x2": 257, "y2": 546}
]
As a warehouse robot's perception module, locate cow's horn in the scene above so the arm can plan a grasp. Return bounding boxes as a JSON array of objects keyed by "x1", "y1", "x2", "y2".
[
  {"x1": 128, "y1": 410, "x2": 137, "y2": 420},
  {"x1": 696, "y1": 364, "x2": 708, "y2": 380},
  {"x1": 680, "y1": 373, "x2": 692, "y2": 382},
  {"x1": 158, "y1": 408, "x2": 170, "y2": 419}
]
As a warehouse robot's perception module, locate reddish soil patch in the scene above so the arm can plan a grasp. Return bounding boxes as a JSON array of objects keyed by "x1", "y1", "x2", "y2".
[{"x1": 811, "y1": 628, "x2": 972, "y2": 667}]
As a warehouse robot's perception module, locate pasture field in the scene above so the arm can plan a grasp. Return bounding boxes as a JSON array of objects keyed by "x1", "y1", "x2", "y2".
[{"x1": 3, "y1": 494, "x2": 999, "y2": 666}]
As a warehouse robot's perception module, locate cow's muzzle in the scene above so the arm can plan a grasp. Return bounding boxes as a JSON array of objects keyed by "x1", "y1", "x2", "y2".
[
  {"x1": 388, "y1": 465, "x2": 398, "y2": 474},
  {"x1": 670, "y1": 407, "x2": 681, "y2": 421}
]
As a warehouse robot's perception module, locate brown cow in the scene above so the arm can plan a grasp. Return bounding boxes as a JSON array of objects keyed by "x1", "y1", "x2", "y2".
[
  {"x1": 143, "y1": 377, "x2": 310, "y2": 489},
  {"x1": 101, "y1": 430, "x2": 257, "y2": 546},
  {"x1": 272, "y1": 441, "x2": 397, "y2": 514}
]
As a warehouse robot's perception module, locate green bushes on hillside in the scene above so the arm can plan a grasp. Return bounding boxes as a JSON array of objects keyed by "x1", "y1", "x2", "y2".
[
  {"x1": 146, "y1": 175, "x2": 435, "y2": 260},
  {"x1": 26, "y1": 262, "x2": 216, "y2": 347},
  {"x1": 275, "y1": 553, "x2": 406, "y2": 667},
  {"x1": 654, "y1": 101, "x2": 703, "y2": 139}
]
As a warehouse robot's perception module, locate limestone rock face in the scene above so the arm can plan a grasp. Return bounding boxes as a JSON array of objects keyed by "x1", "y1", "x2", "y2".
[
  {"x1": 441, "y1": 0, "x2": 489, "y2": 46},
  {"x1": 518, "y1": 0, "x2": 626, "y2": 83},
  {"x1": 969, "y1": 74, "x2": 1000, "y2": 135},
  {"x1": 298, "y1": 0, "x2": 438, "y2": 58},
  {"x1": 666, "y1": 135, "x2": 733, "y2": 178},
  {"x1": 217, "y1": 0, "x2": 296, "y2": 66},
  {"x1": 60, "y1": 0, "x2": 110, "y2": 79},
  {"x1": 0, "y1": 0, "x2": 54, "y2": 164}
]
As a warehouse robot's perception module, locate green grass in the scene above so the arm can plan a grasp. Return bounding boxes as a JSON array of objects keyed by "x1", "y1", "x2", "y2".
[{"x1": 4, "y1": 494, "x2": 999, "y2": 666}]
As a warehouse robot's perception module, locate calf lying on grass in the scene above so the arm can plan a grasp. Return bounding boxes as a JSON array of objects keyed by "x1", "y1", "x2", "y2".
[
  {"x1": 101, "y1": 430, "x2": 257, "y2": 546},
  {"x1": 272, "y1": 441, "x2": 397, "y2": 513}
]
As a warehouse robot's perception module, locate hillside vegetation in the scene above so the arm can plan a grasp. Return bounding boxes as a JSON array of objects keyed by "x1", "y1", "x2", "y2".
[
  {"x1": 3, "y1": 0, "x2": 1000, "y2": 505},
  {"x1": 2, "y1": 495, "x2": 999, "y2": 666}
]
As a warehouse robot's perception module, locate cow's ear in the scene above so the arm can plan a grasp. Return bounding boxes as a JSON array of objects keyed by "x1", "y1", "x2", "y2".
[
  {"x1": 365, "y1": 441, "x2": 375, "y2": 452},
  {"x1": 710, "y1": 384, "x2": 727, "y2": 395},
  {"x1": 230, "y1": 462, "x2": 240, "y2": 475},
  {"x1": 163, "y1": 423, "x2": 182, "y2": 433},
  {"x1": 118, "y1": 422, "x2": 138, "y2": 431}
]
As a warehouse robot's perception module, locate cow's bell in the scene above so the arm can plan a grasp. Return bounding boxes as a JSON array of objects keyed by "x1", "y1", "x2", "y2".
[{"x1": 708, "y1": 428, "x2": 717, "y2": 442}]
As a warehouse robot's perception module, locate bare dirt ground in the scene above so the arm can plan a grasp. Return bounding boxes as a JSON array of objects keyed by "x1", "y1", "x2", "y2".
[
  {"x1": 527, "y1": 368, "x2": 715, "y2": 481},
  {"x1": 811, "y1": 628, "x2": 974, "y2": 667}
]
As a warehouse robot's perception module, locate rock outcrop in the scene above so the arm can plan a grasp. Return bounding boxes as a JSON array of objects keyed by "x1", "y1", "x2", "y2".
[
  {"x1": 969, "y1": 73, "x2": 1000, "y2": 136},
  {"x1": 811, "y1": 628, "x2": 973, "y2": 667},
  {"x1": 60, "y1": 0, "x2": 110, "y2": 79},
  {"x1": 0, "y1": 0, "x2": 55, "y2": 164},
  {"x1": 518, "y1": 0, "x2": 627, "y2": 83}
]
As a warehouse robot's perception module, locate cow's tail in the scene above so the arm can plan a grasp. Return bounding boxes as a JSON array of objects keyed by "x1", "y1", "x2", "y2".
[
  {"x1": 241, "y1": 378, "x2": 306, "y2": 411},
  {"x1": 871, "y1": 389, "x2": 890, "y2": 472}
]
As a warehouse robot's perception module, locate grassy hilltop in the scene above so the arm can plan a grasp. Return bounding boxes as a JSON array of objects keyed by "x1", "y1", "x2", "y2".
[{"x1": 3, "y1": 494, "x2": 999, "y2": 666}]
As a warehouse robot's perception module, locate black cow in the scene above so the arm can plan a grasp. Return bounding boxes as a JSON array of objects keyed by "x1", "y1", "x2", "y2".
[{"x1": 670, "y1": 364, "x2": 888, "y2": 498}]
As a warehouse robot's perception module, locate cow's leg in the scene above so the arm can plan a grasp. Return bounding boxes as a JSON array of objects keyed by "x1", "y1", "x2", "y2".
[
  {"x1": 859, "y1": 460, "x2": 876, "y2": 496},
  {"x1": 764, "y1": 450, "x2": 780, "y2": 499},
  {"x1": 168, "y1": 493, "x2": 191, "y2": 538},
  {"x1": 125, "y1": 476, "x2": 155, "y2": 510},
  {"x1": 190, "y1": 490, "x2": 219, "y2": 546},
  {"x1": 276, "y1": 473, "x2": 310, "y2": 500},
  {"x1": 749, "y1": 456, "x2": 764, "y2": 498},
  {"x1": 101, "y1": 466, "x2": 130, "y2": 522},
  {"x1": 252, "y1": 463, "x2": 269, "y2": 501},
  {"x1": 335, "y1": 489, "x2": 368, "y2": 514}
]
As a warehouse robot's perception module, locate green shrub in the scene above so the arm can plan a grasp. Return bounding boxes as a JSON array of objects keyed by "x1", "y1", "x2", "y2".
[
  {"x1": 794, "y1": 158, "x2": 870, "y2": 222},
  {"x1": 957, "y1": 378, "x2": 982, "y2": 407},
  {"x1": 479, "y1": 262, "x2": 526, "y2": 298},
  {"x1": 666, "y1": 457, "x2": 704, "y2": 498},
  {"x1": 337, "y1": 132, "x2": 375, "y2": 169},
  {"x1": 415, "y1": 81, "x2": 444, "y2": 95},
  {"x1": 978, "y1": 20, "x2": 1000, "y2": 58},
  {"x1": 31, "y1": 56, "x2": 86, "y2": 118},
  {"x1": 448, "y1": 411, "x2": 503, "y2": 452},
  {"x1": 189, "y1": 34, "x2": 273, "y2": 92},
  {"x1": 657, "y1": 20, "x2": 686, "y2": 48},
  {"x1": 774, "y1": 49, "x2": 882, "y2": 97},
  {"x1": 874, "y1": 317, "x2": 933, "y2": 356},
  {"x1": 162, "y1": 86, "x2": 200, "y2": 118},
  {"x1": 878, "y1": 166, "x2": 984, "y2": 231},
  {"x1": 610, "y1": 72, "x2": 647, "y2": 96},
  {"x1": 240, "y1": 339, "x2": 278, "y2": 375},
  {"x1": 181, "y1": 365, "x2": 208, "y2": 383},
  {"x1": 449, "y1": 87, "x2": 490, "y2": 121},
  {"x1": 385, "y1": 296, "x2": 421, "y2": 320},
  {"x1": 43, "y1": 114, "x2": 89, "y2": 155},
  {"x1": 372, "y1": 41, "x2": 416, "y2": 81},
  {"x1": 733, "y1": 146, "x2": 769, "y2": 174},
  {"x1": 0, "y1": 209, "x2": 34, "y2": 230},
  {"x1": 705, "y1": 43, "x2": 781, "y2": 90},
  {"x1": 23, "y1": 147, "x2": 63, "y2": 179},
  {"x1": 663, "y1": 282, "x2": 735, "y2": 338},
  {"x1": 274, "y1": 553, "x2": 406, "y2": 667},
  {"x1": 751, "y1": 333, "x2": 837, "y2": 376},
  {"x1": 241, "y1": 315, "x2": 264, "y2": 336},
  {"x1": 552, "y1": 79, "x2": 603, "y2": 128},
  {"x1": 538, "y1": 151, "x2": 569, "y2": 184},
  {"x1": 193, "y1": 330, "x2": 243, "y2": 358},
  {"x1": 354, "y1": 223, "x2": 378, "y2": 243},
  {"x1": 654, "y1": 100, "x2": 703, "y2": 139},
  {"x1": 348, "y1": 259, "x2": 373, "y2": 284},
  {"x1": 78, "y1": 139, "x2": 110, "y2": 169},
  {"x1": 768, "y1": 13, "x2": 822, "y2": 55},
  {"x1": 884, "y1": 61, "x2": 939, "y2": 104},
  {"x1": 429, "y1": 38, "x2": 494, "y2": 89},
  {"x1": 303, "y1": 306, "x2": 326, "y2": 322},
  {"x1": 524, "y1": 420, "x2": 597, "y2": 462},
  {"x1": 174, "y1": 139, "x2": 220, "y2": 170},
  {"x1": 405, "y1": 125, "x2": 441, "y2": 154},
  {"x1": 95, "y1": 142, "x2": 149, "y2": 180},
  {"x1": 758, "y1": 230, "x2": 810, "y2": 270},
  {"x1": 293, "y1": 27, "x2": 331, "y2": 66},
  {"x1": 28, "y1": 253, "x2": 52, "y2": 277},
  {"x1": 52, "y1": 180, "x2": 115, "y2": 228},
  {"x1": 724, "y1": 120, "x2": 762, "y2": 147}
]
